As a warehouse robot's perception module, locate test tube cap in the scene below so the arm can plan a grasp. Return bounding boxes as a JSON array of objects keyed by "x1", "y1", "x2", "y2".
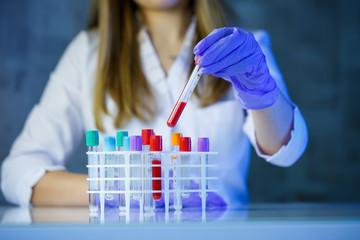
[
  {"x1": 103, "y1": 136, "x2": 116, "y2": 151},
  {"x1": 180, "y1": 137, "x2": 191, "y2": 152},
  {"x1": 116, "y1": 131, "x2": 128, "y2": 147},
  {"x1": 141, "y1": 129, "x2": 154, "y2": 145},
  {"x1": 171, "y1": 133, "x2": 183, "y2": 146},
  {"x1": 123, "y1": 136, "x2": 130, "y2": 151},
  {"x1": 86, "y1": 130, "x2": 99, "y2": 146},
  {"x1": 197, "y1": 137, "x2": 209, "y2": 152},
  {"x1": 149, "y1": 135, "x2": 162, "y2": 151},
  {"x1": 130, "y1": 136, "x2": 142, "y2": 151}
]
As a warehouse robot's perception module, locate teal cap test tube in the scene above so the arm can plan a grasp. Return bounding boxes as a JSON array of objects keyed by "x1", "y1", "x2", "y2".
[
  {"x1": 117, "y1": 131, "x2": 128, "y2": 151},
  {"x1": 86, "y1": 130, "x2": 99, "y2": 213}
]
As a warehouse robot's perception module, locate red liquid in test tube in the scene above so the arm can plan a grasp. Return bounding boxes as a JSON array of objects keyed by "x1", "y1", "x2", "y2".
[
  {"x1": 152, "y1": 159, "x2": 162, "y2": 200},
  {"x1": 167, "y1": 101, "x2": 187, "y2": 128},
  {"x1": 167, "y1": 56, "x2": 202, "y2": 128},
  {"x1": 149, "y1": 135, "x2": 163, "y2": 201}
]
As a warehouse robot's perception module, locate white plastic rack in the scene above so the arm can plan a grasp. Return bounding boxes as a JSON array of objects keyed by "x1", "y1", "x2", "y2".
[{"x1": 86, "y1": 151, "x2": 218, "y2": 222}]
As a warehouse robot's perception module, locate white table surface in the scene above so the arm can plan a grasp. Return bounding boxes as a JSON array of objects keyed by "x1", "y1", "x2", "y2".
[{"x1": 0, "y1": 203, "x2": 359, "y2": 240}]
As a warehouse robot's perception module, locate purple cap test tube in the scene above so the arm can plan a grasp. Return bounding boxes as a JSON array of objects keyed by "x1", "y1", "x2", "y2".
[
  {"x1": 198, "y1": 137, "x2": 209, "y2": 199},
  {"x1": 130, "y1": 136, "x2": 142, "y2": 151},
  {"x1": 197, "y1": 138, "x2": 209, "y2": 152}
]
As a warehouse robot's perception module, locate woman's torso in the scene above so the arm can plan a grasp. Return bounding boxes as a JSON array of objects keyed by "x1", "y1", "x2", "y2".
[{"x1": 79, "y1": 24, "x2": 251, "y2": 207}]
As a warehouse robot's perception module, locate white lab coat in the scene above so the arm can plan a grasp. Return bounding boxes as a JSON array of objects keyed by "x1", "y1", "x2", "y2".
[{"x1": 1, "y1": 20, "x2": 308, "y2": 207}]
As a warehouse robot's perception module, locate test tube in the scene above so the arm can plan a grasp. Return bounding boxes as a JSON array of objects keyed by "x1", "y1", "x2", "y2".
[
  {"x1": 103, "y1": 136, "x2": 116, "y2": 201},
  {"x1": 171, "y1": 133, "x2": 183, "y2": 210},
  {"x1": 86, "y1": 130, "x2": 99, "y2": 213},
  {"x1": 180, "y1": 137, "x2": 191, "y2": 198},
  {"x1": 130, "y1": 136, "x2": 142, "y2": 200},
  {"x1": 167, "y1": 57, "x2": 202, "y2": 128},
  {"x1": 121, "y1": 136, "x2": 131, "y2": 213},
  {"x1": 142, "y1": 129, "x2": 155, "y2": 213},
  {"x1": 198, "y1": 138, "x2": 209, "y2": 198},
  {"x1": 123, "y1": 136, "x2": 130, "y2": 215},
  {"x1": 116, "y1": 131, "x2": 128, "y2": 212},
  {"x1": 149, "y1": 135, "x2": 162, "y2": 201}
]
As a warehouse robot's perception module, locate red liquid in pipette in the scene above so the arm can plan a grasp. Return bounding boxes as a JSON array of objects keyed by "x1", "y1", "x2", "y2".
[
  {"x1": 152, "y1": 159, "x2": 162, "y2": 200},
  {"x1": 167, "y1": 101, "x2": 187, "y2": 128}
]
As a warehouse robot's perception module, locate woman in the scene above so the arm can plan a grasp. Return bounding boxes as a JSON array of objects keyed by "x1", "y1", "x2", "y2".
[{"x1": 1, "y1": 0, "x2": 307, "y2": 208}]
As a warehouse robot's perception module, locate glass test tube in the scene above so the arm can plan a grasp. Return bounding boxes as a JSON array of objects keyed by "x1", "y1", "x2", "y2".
[
  {"x1": 171, "y1": 133, "x2": 183, "y2": 210},
  {"x1": 198, "y1": 138, "x2": 209, "y2": 198},
  {"x1": 130, "y1": 136, "x2": 142, "y2": 200},
  {"x1": 86, "y1": 130, "x2": 99, "y2": 212},
  {"x1": 103, "y1": 136, "x2": 116, "y2": 201},
  {"x1": 116, "y1": 131, "x2": 128, "y2": 212},
  {"x1": 123, "y1": 136, "x2": 131, "y2": 215},
  {"x1": 180, "y1": 137, "x2": 191, "y2": 198},
  {"x1": 150, "y1": 135, "x2": 162, "y2": 201},
  {"x1": 142, "y1": 129, "x2": 155, "y2": 213},
  {"x1": 167, "y1": 56, "x2": 202, "y2": 128}
]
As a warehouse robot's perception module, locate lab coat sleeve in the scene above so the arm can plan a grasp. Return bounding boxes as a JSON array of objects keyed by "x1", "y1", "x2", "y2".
[
  {"x1": 1, "y1": 31, "x2": 89, "y2": 206},
  {"x1": 243, "y1": 30, "x2": 308, "y2": 167}
]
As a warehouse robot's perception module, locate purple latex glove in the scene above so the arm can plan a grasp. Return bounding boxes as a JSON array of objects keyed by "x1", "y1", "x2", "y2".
[
  {"x1": 194, "y1": 27, "x2": 278, "y2": 110},
  {"x1": 155, "y1": 174, "x2": 227, "y2": 208}
]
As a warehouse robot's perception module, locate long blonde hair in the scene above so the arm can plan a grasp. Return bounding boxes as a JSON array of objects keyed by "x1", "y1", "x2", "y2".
[{"x1": 88, "y1": 0, "x2": 231, "y2": 131}]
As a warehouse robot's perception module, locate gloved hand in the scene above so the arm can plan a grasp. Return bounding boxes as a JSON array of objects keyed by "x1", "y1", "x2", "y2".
[
  {"x1": 194, "y1": 27, "x2": 278, "y2": 110},
  {"x1": 155, "y1": 178, "x2": 227, "y2": 208}
]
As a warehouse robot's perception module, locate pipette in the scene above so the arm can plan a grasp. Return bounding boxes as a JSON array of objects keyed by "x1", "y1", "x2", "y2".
[{"x1": 167, "y1": 56, "x2": 202, "y2": 128}]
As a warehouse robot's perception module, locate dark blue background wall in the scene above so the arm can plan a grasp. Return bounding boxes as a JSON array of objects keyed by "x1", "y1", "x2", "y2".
[{"x1": 0, "y1": 0, "x2": 359, "y2": 205}]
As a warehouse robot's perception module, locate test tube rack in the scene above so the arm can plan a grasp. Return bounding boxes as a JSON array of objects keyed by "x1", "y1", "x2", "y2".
[{"x1": 86, "y1": 151, "x2": 218, "y2": 221}]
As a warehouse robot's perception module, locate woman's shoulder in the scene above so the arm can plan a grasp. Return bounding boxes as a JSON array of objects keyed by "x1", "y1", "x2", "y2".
[
  {"x1": 69, "y1": 29, "x2": 99, "y2": 53},
  {"x1": 55, "y1": 29, "x2": 99, "y2": 72}
]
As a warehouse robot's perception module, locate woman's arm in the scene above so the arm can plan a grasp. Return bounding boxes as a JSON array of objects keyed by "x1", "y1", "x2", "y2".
[
  {"x1": 193, "y1": 28, "x2": 288, "y2": 155},
  {"x1": 251, "y1": 90, "x2": 294, "y2": 155},
  {"x1": 194, "y1": 28, "x2": 307, "y2": 166},
  {"x1": 31, "y1": 171, "x2": 88, "y2": 206},
  {"x1": 1, "y1": 32, "x2": 89, "y2": 206}
]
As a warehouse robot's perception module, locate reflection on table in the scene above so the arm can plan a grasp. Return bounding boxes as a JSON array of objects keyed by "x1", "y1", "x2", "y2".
[
  {"x1": 0, "y1": 205, "x2": 231, "y2": 224},
  {"x1": 1, "y1": 203, "x2": 360, "y2": 224},
  {"x1": 0, "y1": 203, "x2": 359, "y2": 240}
]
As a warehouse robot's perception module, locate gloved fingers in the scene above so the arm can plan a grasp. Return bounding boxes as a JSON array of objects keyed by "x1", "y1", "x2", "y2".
[
  {"x1": 210, "y1": 60, "x2": 249, "y2": 78},
  {"x1": 196, "y1": 28, "x2": 247, "y2": 67},
  {"x1": 224, "y1": 70, "x2": 276, "y2": 93},
  {"x1": 205, "y1": 192, "x2": 227, "y2": 207},
  {"x1": 209, "y1": 51, "x2": 264, "y2": 79},
  {"x1": 196, "y1": 29, "x2": 243, "y2": 65},
  {"x1": 193, "y1": 27, "x2": 234, "y2": 56},
  {"x1": 200, "y1": 33, "x2": 262, "y2": 77},
  {"x1": 182, "y1": 192, "x2": 227, "y2": 207},
  {"x1": 181, "y1": 181, "x2": 227, "y2": 208},
  {"x1": 205, "y1": 45, "x2": 263, "y2": 76},
  {"x1": 201, "y1": 46, "x2": 252, "y2": 75}
]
